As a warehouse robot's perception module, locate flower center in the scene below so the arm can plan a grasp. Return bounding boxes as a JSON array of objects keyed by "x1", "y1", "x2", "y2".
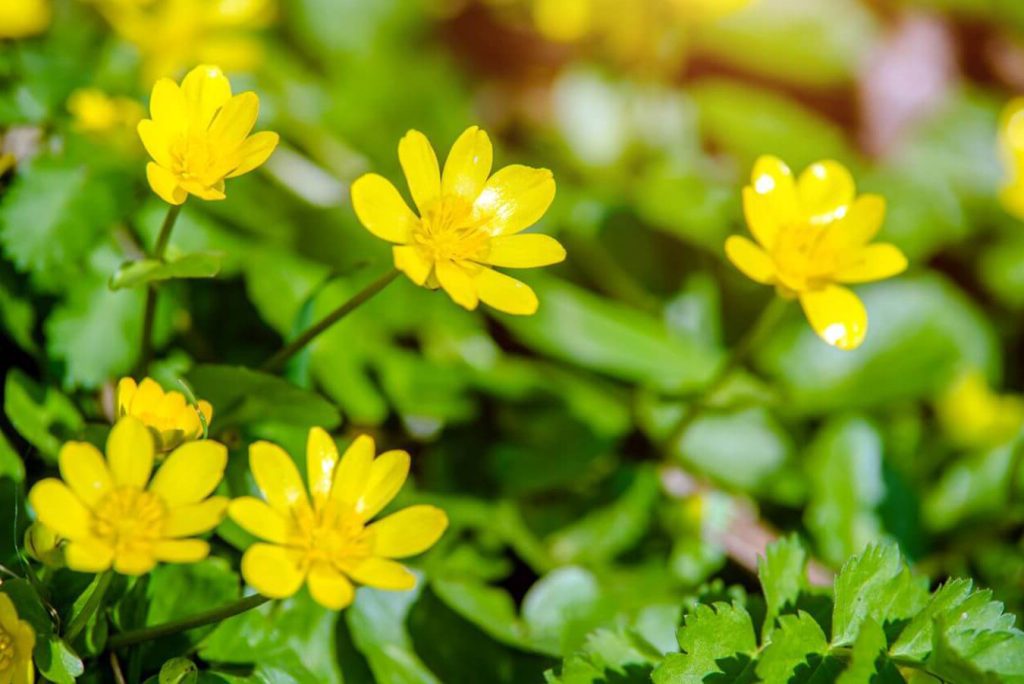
[
  {"x1": 0, "y1": 629, "x2": 15, "y2": 672},
  {"x1": 770, "y1": 222, "x2": 840, "y2": 291},
  {"x1": 289, "y1": 500, "x2": 373, "y2": 572},
  {"x1": 92, "y1": 487, "x2": 167, "y2": 556},
  {"x1": 169, "y1": 134, "x2": 219, "y2": 184},
  {"x1": 412, "y1": 197, "x2": 491, "y2": 264}
]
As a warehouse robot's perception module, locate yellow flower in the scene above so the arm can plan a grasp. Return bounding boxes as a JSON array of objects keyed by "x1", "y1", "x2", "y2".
[
  {"x1": 351, "y1": 126, "x2": 564, "y2": 315},
  {"x1": 28, "y1": 417, "x2": 228, "y2": 576},
  {"x1": 999, "y1": 98, "x2": 1024, "y2": 221},
  {"x1": 116, "y1": 377, "x2": 213, "y2": 453},
  {"x1": 0, "y1": 593, "x2": 35, "y2": 684},
  {"x1": 137, "y1": 64, "x2": 279, "y2": 205},
  {"x1": 24, "y1": 522, "x2": 64, "y2": 569},
  {"x1": 0, "y1": 0, "x2": 50, "y2": 39},
  {"x1": 68, "y1": 88, "x2": 144, "y2": 134},
  {"x1": 229, "y1": 428, "x2": 448, "y2": 610},
  {"x1": 725, "y1": 156, "x2": 908, "y2": 350},
  {"x1": 936, "y1": 370, "x2": 1024, "y2": 450}
]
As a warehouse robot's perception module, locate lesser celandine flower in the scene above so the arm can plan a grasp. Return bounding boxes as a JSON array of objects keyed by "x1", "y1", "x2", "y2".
[
  {"x1": 0, "y1": 0, "x2": 50, "y2": 39},
  {"x1": 725, "y1": 156, "x2": 908, "y2": 350},
  {"x1": 229, "y1": 428, "x2": 448, "y2": 610},
  {"x1": 999, "y1": 98, "x2": 1024, "y2": 220},
  {"x1": 351, "y1": 126, "x2": 564, "y2": 315},
  {"x1": 117, "y1": 377, "x2": 213, "y2": 452},
  {"x1": 935, "y1": 370, "x2": 1024, "y2": 450},
  {"x1": 29, "y1": 417, "x2": 228, "y2": 576},
  {"x1": 68, "y1": 88, "x2": 144, "y2": 134},
  {"x1": 138, "y1": 64, "x2": 279, "y2": 205},
  {"x1": 0, "y1": 593, "x2": 34, "y2": 684}
]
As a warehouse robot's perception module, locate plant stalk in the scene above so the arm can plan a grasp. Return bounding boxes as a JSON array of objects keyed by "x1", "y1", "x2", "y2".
[
  {"x1": 137, "y1": 203, "x2": 183, "y2": 374},
  {"x1": 107, "y1": 594, "x2": 270, "y2": 650},
  {"x1": 65, "y1": 571, "x2": 114, "y2": 643}
]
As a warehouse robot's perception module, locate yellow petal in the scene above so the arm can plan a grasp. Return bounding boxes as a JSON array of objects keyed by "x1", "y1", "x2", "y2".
[
  {"x1": 306, "y1": 427, "x2": 339, "y2": 508},
  {"x1": 474, "y1": 267, "x2": 538, "y2": 315},
  {"x1": 827, "y1": 194, "x2": 886, "y2": 251},
  {"x1": 307, "y1": 562, "x2": 355, "y2": 610},
  {"x1": 350, "y1": 173, "x2": 417, "y2": 244},
  {"x1": 331, "y1": 435, "x2": 375, "y2": 509},
  {"x1": 64, "y1": 538, "x2": 114, "y2": 573},
  {"x1": 137, "y1": 119, "x2": 174, "y2": 168},
  {"x1": 146, "y1": 163, "x2": 186, "y2": 205},
  {"x1": 485, "y1": 234, "x2": 565, "y2": 268},
  {"x1": 181, "y1": 178, "x2": 226, "y2": 201},
  {"x1": 116, "y1": 377, "x2": 137, "y2": 417},
  {"x1": 799, "y1": 285, "x2": 868, "y2": 351},
  {"x1": 436, "y1": 260, "x2": 479, "y2": 310},
  {"x1": 474, "y1": 165, "x2": 555, "y2": 236},
  {"x1": 441, "y1": 126, "x2": 493, "y2": 202},
  {"x1": 241, "y1": 543, "x2": 305, "y2": 598},
  {"x1": 724, "y1": 235, "x2": 776, "y2": 285},
  {"x1": 369, "y1": 505, "x2": 448, "y2": 559},
  {"x1": 29, "y1": 479, "x2": 91, "y2": 539},
  {"x1": 356, "y1": 450, "x2": 410, "y2": 520},
  {"x1": 152, "y1": 539, "x2": 210, "y2": 563},
  {"x1": 393, "y1": 245, "x2": 432, "y2": 286},
  {"x1": 834, "y1": 244, "x2": 907, "y2": 284},
  {"x1": 797, "y1": 160, "x2": 855, "y2": 224},
  {"x1": 742, "y1": 186, "x2": 781, "y2": 250},
  {"x1": 163, "y1": 497, "x2": 228, "y2": 537},
  {"x1": 113, "y1": 549, "x2": 157, "y2": 576},
  {"x1": 181, "y1": 64, "x2": 232, "y2": 130},
  {"x1": 399, "y1": 129, "x2": 440, "y2": 213},
  {"x1": 209, "y1": 91, "x2": 259, "y2": 147},
  {"x1": 226, "y1": 131, "x2": 279, "y2": 178},
  {"x1": 345, "y1": 557, "x2": 416, "y2": 591},
  {"x1": 59, "y1": 442, "x2": 112, "y2": 508},
  {"x1": 748, "y1": 155, "x2": 799, "y2": 239},
  {"x1": 149, "y1": 77, "x2": 187, "y2": 132},
  {"x1": 198, "y1": 400, "x2": 214, "y2": 426},
  {"x1": 107, "y1": 417, "x2": 154, "y2": 489},
  {"x1": 250, "y1": 441, "x2": 310, "y2": 515},
  {"x1": 132, "y1": 377, "x2": 165, "y2": 413},
  {"x1": 228, "y1": 496, "x2": 290, "y2": 543},
  {"x1": 150, "y1": 440, "x2": 227, "y2": 506}
]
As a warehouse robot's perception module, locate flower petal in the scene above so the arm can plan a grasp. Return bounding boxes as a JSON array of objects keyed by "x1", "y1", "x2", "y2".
[
  {"x1": 149, "y1": 77, "x2": 187, "y2": 132},
  {"x1": 64, "y1": 538, "x2": 114, "y2": 573},
  {"x1": 747, "y1": 155, "x2": 799, "y2": 244},
  {"x1": 181, "y1": 64, "x2": 232, "y2": 130},
  {"x1": 474, "y1": 267, "x2": 538, "y2": 315},
  {"x1": 241, "y1": 543, "x2": 305, "y2": 598},
  {"x1": 132, "y1": 378, "x2": 164, "y2": 412},
  {"x1": 442, "y1": 126, "x2": 493, "y2": 203},
  {"x1": 306, "y1": 427, "x2": 339, "y2": 508},
  {"x1": 724, "y1": 235, "x2": 776, "y2": 285},
  {"x1": 107, "y1": 417, "x2": 155, "y2": 488},
  {"x1": 799, "y1": 284, "x2": 868, "y2": 351},
  {"x1": 399, "y1": 129, "x2": 440, "y2": 213},
  {"x1": 152, "y1": 539, "x2": 210, "y2": 563},
  {"x1": 146, "y1": 162, "x2": 186, "y2": 205},
  {"x1": 208, "y1": 91, "x2": 259, "y2": 147},
  {"x1": 226, "y1": 131, "x2": 279, "y2": 178},
  {"x1": 116, "y1": 377, "x2": 137, "y2": 417},
  {"x1": 484, "y1": 234, "x2": 565, "y2": 268},
  {"x1": 356, "y1": 450, "x2": 410, "y2": 520},
  {"x1": 150, "y1": 440, "x2": 227, "y2": 507},
  {"x1": 331, "y1": 435, "x2": 375, "y2": 510},
  {"x1": 827, "y1": 194, "x2": 886, "y2": 250},
  {"x1": 435, "y1": 260, "x2": 479, "y2": 310},
  {"x1": 250, "y1": 441, "x2": 310, "y2": 515},
  {"x1": 345, "y1": 557, "x2": 416, "y2": 591},
  {"x1": 228, "y1": 496, "x2": 290, "y2": 543},
  {"x1": 29, "y1": 479, "x2": 91, "y2": 539},
  {"x1": 163, "y1": 497, "x2": 228, "y2": 537},
  {"x1": 474, "y1": 165, "x2": 555, "y2": 236},
  {"x1": 797, "y1": 160, "x2": 855, "y2": 224},
  {"x1": 393, "y1": 245, "x2": 432, "y2": 286},
  {"x1": 307, "y1": 562, "x2": 355, "y2": 610},
  {"x1": 834, "y1": 244, "x2": 908, "y2": 284},
  {"x1": 137, "y1": 119, "x2": 174, "y2": 168},
  {"x1": 351, "y1": 173, "x2": 417, "y2": 244},
  {"x1": 59, "y1": 442, "x2": 112, "y2": 508},
  {"x1": 369, "y1": 505, "x2": 448, "y2": 558},
  {"x1": 113, "y1": 549, "x2": 157, "y2": 576}
]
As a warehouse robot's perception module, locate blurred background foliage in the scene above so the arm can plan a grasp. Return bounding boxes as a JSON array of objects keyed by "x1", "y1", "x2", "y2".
[{"x1": 4, "y1": 0, "x2": 1024, "y2": 681}]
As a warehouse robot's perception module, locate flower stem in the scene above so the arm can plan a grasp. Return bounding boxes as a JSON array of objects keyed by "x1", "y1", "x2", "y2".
[
  {"x1": 107, "y1": 594, "x2": 270, "y2": 650},
  {"x1": 65, "y1": 570, "x2": 114, "y2": 643},
  {"x1": 137, "y1": 203, "x2": 183, "y2": 374},
  {"x1": 663, "y1": 296, "x2": 789, "y2": 451},
  {"x1": 260, "y1": 267, "x2": 401, "y2": 372}
]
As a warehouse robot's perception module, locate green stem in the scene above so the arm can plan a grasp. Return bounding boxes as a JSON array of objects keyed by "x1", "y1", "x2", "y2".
[
  {"x1": 663, "y1": 296, "x2": 789, "y2": 451},
  {"x1": 65, "y1": 571, "x2": 114, "y2": 643},
  {"x1": 260, "y1": 268, "x2": 401, "y2": 372},
  {"x1": 108, "y1": 594, "x2": 270, "y2": 650},
  {"x1": 137, "y1": 203, "x2": 183, "y2": 374}
]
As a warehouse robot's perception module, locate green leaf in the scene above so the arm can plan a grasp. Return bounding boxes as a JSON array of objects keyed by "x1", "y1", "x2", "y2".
[
  {"x1": 835, "y1": 618, "x2": 889, "y2": 684},
  {"x1": 547, "y1": 628, "x2": 661, "y2": 684},
  {"x1": 755, "y1": 612, "x2": 829, "y2": 682},
  {"x1": 0, "y1": 275, "x2": 37, "y2": 352},
  {"x1": 430, "y1": 577, "x2": 535, "y2": 652},
  {"x1": 758, "y1": 535, "x2": 809, "y2": 641},
  {"x1": 159, "y1": 658, "x2": 199, "y2": 684},
  {"x1": 0, "y1": 430, "x2": 24, "y2": 482},
  {"x1": 522, "y1": 567, "x2": 614, "y2": 656},
  {"x1": 346, "y1": 584, "x2": 442, "y2": 684},
  {"x1": 925, "y1": 619, "x2": 1007, "y2": 684},
  {"x1": 110, "y1": 252, "x2": 223, "y2": 290},
  {"x1": 3, "y1": 368, "x2": 84, "y2": 460},
  {"x1": 652, "y1": 602, "x2": 757, "y2": 684}
]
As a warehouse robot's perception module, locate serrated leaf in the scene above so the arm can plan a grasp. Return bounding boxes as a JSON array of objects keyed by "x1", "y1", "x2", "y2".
[
  {"x1": 758, "y1": 534, "x2": 809, "y2": 640},
  {"x1": 3, "y1": 368, "x2": 84, "y2": 460},
  {"x1": 755, "y1": 611, "x2": 828, "y2": 682},
  {"x1": 652, "y1": 602, "x2": 756, "y2": 684},
  {"x1": 836, "y1": 618, "x2": 888, "y2": 684},
  {"x1": 549, "y1": 628, "x2": 661, "y2": 684},
  {"x1": 109, "y1": 252, "x2": 223, "y2": 290},
  {"x1": 925, "y1": 618, "x2": 1007, "y2": 684}
]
